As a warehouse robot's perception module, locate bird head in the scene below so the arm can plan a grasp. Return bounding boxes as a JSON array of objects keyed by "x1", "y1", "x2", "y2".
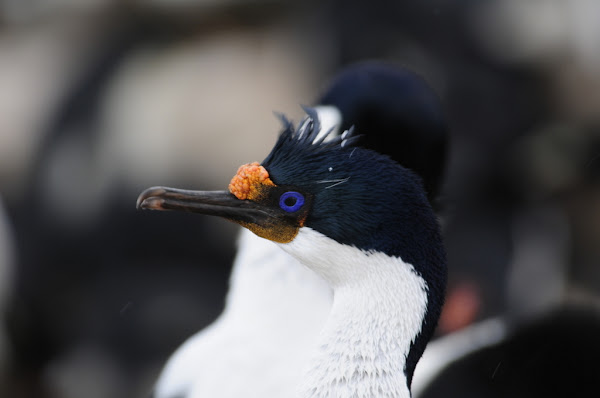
[{"x1": 138, "y1": 107, "x2": 440, "y2": 262}]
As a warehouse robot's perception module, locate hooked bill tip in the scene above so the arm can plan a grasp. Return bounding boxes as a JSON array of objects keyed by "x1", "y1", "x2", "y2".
[
  {"x1": 136, "y1": 186, "x2": 168, "y2": 209},
  {"x1": 138, "y1": 197, "x2": 165, "y2": 210}
]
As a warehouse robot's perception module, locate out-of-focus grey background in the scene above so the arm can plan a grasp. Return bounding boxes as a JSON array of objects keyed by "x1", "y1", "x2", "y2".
[{"x1": 0, "y1": 1, "x2": 599, "y2": 397}]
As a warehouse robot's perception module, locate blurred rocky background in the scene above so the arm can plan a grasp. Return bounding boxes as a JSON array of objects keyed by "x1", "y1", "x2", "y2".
[{"x1": 0, "y1": 1, "x2": 599, "y2": 397}]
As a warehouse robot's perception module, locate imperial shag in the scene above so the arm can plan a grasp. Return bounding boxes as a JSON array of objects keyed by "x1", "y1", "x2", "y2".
[{"x1": 139, "y1": 63, "x2": 447, "y2": 398}]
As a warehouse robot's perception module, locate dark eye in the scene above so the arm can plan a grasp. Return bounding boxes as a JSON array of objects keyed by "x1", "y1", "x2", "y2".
[{"x1": 279, "y1": 191, "x2": 305, "y2": 213}]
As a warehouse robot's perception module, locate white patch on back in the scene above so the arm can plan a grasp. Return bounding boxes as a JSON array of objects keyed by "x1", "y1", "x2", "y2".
[{"x1": 313, "y1": 106, "x2": 342, "y2": 141}]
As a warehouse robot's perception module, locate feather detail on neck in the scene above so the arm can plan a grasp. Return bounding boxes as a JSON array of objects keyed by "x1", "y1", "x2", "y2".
[{"x1": 279, "y1": 227, "x2": 429, "y2": 398}]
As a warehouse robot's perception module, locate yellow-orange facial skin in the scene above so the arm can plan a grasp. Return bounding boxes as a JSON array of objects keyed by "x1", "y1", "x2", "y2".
[
  {"x1": 136, "y1": 162, "x2": 311, "y2": 244},
  {"x1": 237, "y1": 220, "x2": 300, "y2": 244},
  {"x1": 227, "y1": 162, "x2": 304, "y2": 243},
  {"x1": 228, "y1": 162, "x2": 275, "y2": 201}
]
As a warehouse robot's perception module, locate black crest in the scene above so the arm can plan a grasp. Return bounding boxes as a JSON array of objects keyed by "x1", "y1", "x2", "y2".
[{"x1": 262, "y1": 107, "x2": 360, "y2": 168}]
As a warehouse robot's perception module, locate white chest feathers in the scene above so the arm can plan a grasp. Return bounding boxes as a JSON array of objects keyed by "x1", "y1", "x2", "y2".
[
  {"x1": 154, "y1": 229, "x2": 332, "y2": 398},
  {"x1": 279, "y1": 228, "x2": 429, "y2": 398}
]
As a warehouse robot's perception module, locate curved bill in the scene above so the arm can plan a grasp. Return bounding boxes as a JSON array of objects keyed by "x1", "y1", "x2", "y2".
[{"x1": 136, "y1": 186, "x2": 277, "y2": 225}]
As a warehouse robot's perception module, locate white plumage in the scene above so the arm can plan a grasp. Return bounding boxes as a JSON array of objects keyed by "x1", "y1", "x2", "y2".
[
  {"x1": 281, "y1": 227, "x2": 429, "y2": 398},
  {"x1": 155, "y1": 230, "x2": 332, "y2": 398}
]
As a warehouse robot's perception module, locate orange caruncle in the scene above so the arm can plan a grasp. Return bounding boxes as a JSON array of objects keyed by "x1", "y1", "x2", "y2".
[{"x1": 228, "y1": 162, "x2": 275, "y2": 200}]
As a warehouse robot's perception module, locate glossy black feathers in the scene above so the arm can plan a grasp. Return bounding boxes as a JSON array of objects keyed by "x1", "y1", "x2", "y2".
[
  {"x1": 262, "y1": 108, "x2": 443, "y2": 263},
  {"x1": 263, "y1": 107, "x2": 360, "y2": 167}
]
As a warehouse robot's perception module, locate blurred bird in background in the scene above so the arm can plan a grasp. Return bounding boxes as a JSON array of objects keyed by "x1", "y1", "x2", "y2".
[{"x1": 1, "y1": 1, "x2": 600, "y2": 398}]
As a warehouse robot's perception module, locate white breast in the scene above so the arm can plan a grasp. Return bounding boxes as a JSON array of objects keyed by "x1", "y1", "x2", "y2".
[
  {"x1": 154, "y1": 229, "x2": 332, "y2": 398},
  {"x1": 279, "y1": 227, "x2": 429, "y2": 398}
]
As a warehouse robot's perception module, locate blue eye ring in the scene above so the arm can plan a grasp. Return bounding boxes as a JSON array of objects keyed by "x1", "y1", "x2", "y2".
[{"x1": 279, "y1": 191, "x2": 305, "y2": 213}]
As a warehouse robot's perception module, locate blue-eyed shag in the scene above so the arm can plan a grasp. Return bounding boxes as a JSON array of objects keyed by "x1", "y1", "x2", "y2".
[{"x1": 138, "y1": 63, "x2": 447, "y2": 398}]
